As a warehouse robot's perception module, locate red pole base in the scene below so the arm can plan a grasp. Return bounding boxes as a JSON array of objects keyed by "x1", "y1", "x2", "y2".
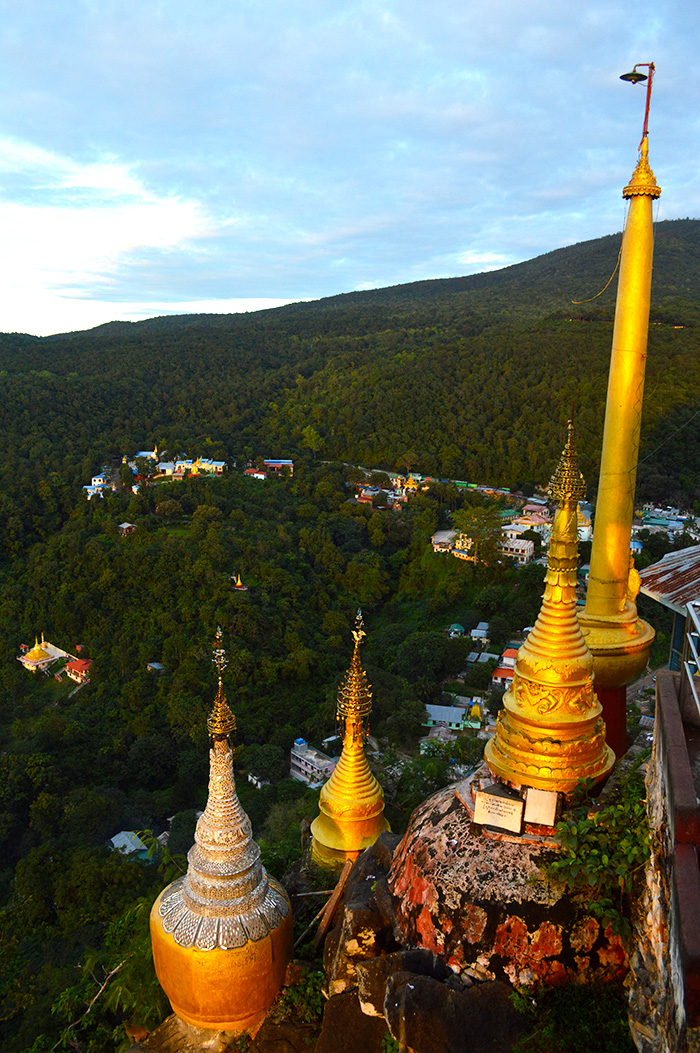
[{"x1": 594, "y1": 685, "x2": 628, "y2": 760}]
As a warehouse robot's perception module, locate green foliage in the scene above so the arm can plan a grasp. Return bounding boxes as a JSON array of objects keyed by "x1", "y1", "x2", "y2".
[
  {"x1": 452, "y1": 504, "x2": 502, "y2": 567},
  {"x1": 275, "y1": 970, "x2": 325, "y2": 1024},
  {"x1": 545, "y1": 755, "x2": 651, "y2": 937},
  {"x1": 512, "y1": 982, "x2": 635, "y2": 1053},
  {"x1": 381, "y1": 1033, "x2": 401, "y2": 1052}
]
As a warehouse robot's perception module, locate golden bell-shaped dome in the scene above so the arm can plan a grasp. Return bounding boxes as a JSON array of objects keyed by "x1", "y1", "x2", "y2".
[
  {"x1": 484, "y1": 423, "x2": 615, "y2": 795},
  {"x1": 150, "y1": 629, "x2": 292, "y2": 1033},
  {"x1": 311, "y1": 611, "x2": 390, "y2": 869}
]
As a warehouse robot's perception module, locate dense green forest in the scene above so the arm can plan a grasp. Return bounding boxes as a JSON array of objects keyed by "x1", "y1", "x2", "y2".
[
  {"x1": 0, "y1": 218, "x2": 699, "y2": 566},
  {"x1": 0, "y1": 220, "x2": 697, "y2": 1050}
]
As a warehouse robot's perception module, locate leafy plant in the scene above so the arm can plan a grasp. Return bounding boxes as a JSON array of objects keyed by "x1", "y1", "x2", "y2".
[
  {"x1": 512, "y1": 982, "x2": 636, "y2": 1053},
  {"x1": 275, "y1": 970, "x2": 325, "y2": 1024},
  {"x1": 545, "y1": 754, "x2": 651, "y2": 937}
]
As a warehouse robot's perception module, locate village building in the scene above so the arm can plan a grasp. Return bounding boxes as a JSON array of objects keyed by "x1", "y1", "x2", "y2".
[
  {"x1": 65, "y1": 658, "x2": 92, "y2": 684},
  {"x1": 110, "y1": 830, "x2": 149, "y2": 860},
  {"x1": 500, "y1": 534, "x2": 534, "y2": 565},
  {"x1": 431, "y1": 529, "x2": 457, "y2": 552},
  {"x1": 289, "y1": 738, "x2": 337, "y2": 786},
  {"x1": 243, "y1": 467, "x2": 267, "y2": 480},
  {"x1": 490, "y1": 645, "x2": 518, "y2": 687},
  {"x1": 118, "y1": 522, "x2": 136, "y2": 536},
  {"x1": 423, "y1": 704, "x2": 468, "y2": 732},
  {"x1": 191, "y1": 457, "x2": 226, "y2": 475},
  {"x1": 471, "y1": 621, "x2": 490, "y2": 642},
  {"x1": 263, "y1": 459, "x2": 294, "y2": 476}
]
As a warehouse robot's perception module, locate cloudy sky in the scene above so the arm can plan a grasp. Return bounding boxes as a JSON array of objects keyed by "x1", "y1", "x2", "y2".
[{"x1": 0, "y1": 0, "x2": 696, "y2": 336}]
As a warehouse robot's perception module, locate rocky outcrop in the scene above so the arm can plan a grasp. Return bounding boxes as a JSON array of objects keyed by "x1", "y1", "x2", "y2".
[
  {"x1": 313, "y1": 991, "x2": 388, "y2": 1053},
  {"x1": 323, "y1": 832, "x2": 403, "y2": 996},
  {"x1": 384, "y1": 973, "x2": 529, "y2": 1053},
  {"x1": 388, "y1": 778, "x2": 628, "y2": 986}
]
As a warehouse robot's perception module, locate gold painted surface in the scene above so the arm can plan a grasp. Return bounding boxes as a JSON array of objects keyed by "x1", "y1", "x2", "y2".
[
  {"x1": 150, "y1": 629, "x2": 292, "y2": 1030},
  {"x1": 311, "y1": 612, "x2": 389, "y2": 868},
  {"x1": 579, "y1": 138, "x2": 659, "y2": 684},
  {"x1": 151, "y1": 897, "x2": 292, "y2": 1031},
  {"x1": 485, "y1": 424, "x2": 614, "y2": 794}
]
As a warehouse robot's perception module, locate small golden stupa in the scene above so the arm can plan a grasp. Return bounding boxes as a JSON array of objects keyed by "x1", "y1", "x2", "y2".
[
  {"x1": 484, "y1": 422, "x2": 615, "y2": 794},
  {"x1": 311, "y1": 611, "x2": 390, "y2": 869},
  {"x1": 150, "y1": 629, "x2": 292, "y2": 1033}
]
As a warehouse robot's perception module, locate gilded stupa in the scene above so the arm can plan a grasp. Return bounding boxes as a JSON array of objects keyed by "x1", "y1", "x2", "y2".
[
  {"x1": 578, "y1": 65, "x2": 660, "y2": 756},
  {"x1": 19, "y1": 633, "x2": 53, "y2": 673},
  {"x1": 150, "y1": 629, "x2": 292, "y2": 1033},
  {"x1": 311, "y1": 611, "x2": 390, "y2": 869},
  {"x1": 484, "y1": 422, "x2": 615, "y2": 794}
]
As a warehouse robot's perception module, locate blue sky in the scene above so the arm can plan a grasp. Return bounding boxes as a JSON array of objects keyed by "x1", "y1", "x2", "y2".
[{"x1": 0, "y1": 0, "x2": 697, "y2": 335}]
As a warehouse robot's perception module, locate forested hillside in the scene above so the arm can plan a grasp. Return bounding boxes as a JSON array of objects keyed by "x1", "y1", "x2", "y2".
[
  {"x1": 0, "y1": 218, "x2": 698, "y2": 566},
  {"x1": 0, "y1": 219, "x2": 697, "y2": 1050}
]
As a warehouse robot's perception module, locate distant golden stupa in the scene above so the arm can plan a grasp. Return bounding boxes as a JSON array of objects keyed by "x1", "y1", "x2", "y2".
[
  {"x1": 484, "y1": 422, "x2": 615, "y2": 794},
  {"x1": 19, "y1": 633, "x2": 53, "y2": 672},
  {"x1": 150, "y1": 629, "x2": 292, "y2": 1033},
  {"x1": 311, "y1": 611, "x2": 390, "y2": 869}
]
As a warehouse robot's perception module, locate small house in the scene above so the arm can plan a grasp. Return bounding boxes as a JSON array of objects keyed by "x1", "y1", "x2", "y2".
[{"x1": 65, "y1": 658, "x2": 92, "y2": 684}]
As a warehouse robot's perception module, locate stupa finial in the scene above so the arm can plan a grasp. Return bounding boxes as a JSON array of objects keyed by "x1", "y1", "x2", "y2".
[
  {"x1": 547, "y1": 417, "x2": 586, "y2": 505},
  {"x1": 337, "y1": 608, "x2": 372, "y2": 742},
  {"x1": 207, "y1": 626, "x2": 236, "y2": 739}
]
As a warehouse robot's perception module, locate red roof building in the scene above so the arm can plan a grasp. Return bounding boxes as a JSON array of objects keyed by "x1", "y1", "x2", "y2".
[{"x1": 66, "y1": 659, "x2": 93, "y2": 684}]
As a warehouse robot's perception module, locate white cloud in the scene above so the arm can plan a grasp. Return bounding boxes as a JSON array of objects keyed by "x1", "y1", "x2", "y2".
[
  {"x1": 2, "y1": 296, "x2": 303, "y2": 338},
  {"x1": 0, "y1": 134, "x2": 220, "y2": 333}
]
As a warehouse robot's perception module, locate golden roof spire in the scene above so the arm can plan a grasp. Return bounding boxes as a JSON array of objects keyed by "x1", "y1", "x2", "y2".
[
  {"x1": 484, "y1": 422, "x2": 614, "y2": 795},
  {"x1": 150, "y1": 628, "x2": 292, "y2": 1032},
  {"x1": 311, "y1": 610, "x2": 390, "y2": 869}
]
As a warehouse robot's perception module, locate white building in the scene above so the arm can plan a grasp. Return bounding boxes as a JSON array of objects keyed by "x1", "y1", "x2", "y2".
[
  {"x1": 289, "y1": 739, "x2": 337, "y2": 787},
  {"x1": 500, "y1": 535, "x2": 534, "y2": 565}
]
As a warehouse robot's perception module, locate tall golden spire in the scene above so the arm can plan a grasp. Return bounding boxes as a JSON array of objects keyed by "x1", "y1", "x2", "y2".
[
  {"x1": 311, "y1": 610, "x2": 390, "y2": 869},
  {"x1": 578, "y1": 76, "x2": 660, "y2": 756},
  {"x1": 484, "y1": 422, "x2": 614, "y2": 794},
  {"x1": 150, "y1": 628, "x2": 292, "y2": 1033}
]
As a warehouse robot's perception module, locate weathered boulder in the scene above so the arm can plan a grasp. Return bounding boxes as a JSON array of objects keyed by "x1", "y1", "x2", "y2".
[
  {"x1": 313, "y1": 991, "x2": 389, "y2": 1053},
  {"x1": 389, "y1": 778, "x2": 627, "y2": 986},
  {"x1": 355, "y1": 946, "x2": 459, "y2": 1017},
  {"x1": 324, "y1": 832, "x2": 403, "y2": 995},
  {"x1": 384, "y1": 972, "x2": 530, "y2": 1053},
  {"x1": 250, "y1": 1020, "x2": 317, "y2": 1052}
]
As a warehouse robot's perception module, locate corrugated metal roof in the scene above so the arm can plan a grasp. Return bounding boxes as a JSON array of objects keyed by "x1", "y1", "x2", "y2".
[{"x1": 639, "y1": 544, "x2": 700, "y2": 613}]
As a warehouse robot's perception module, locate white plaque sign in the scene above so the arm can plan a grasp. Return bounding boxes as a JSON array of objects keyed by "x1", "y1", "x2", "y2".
[
  {"x1": 473, "y1": 788, "x2": 524, "y2": 834},
  {"x1": 524, "y1": 787, "x2": 559, "y2": 827}
]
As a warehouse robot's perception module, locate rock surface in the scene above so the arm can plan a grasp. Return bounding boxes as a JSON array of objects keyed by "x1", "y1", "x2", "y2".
[
  {"x1": 313, "y1": 991, "x2": 388, "y2": 1053},
  {"x1": 355, "y1": 946, "x2": 458, "y2": 1017},
  {"x1": 389, "y1": 781, "x2": 627, "y2": 986},
  {"x1": 324, "y1": 832, "x2": 403, "y2": 996},
  {"x1": 383, "y1": 973, "x2": 530, "y2": 1053}
]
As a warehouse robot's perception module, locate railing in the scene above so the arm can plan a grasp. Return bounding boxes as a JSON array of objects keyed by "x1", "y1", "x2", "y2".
[{"x1": 680, "y1": 600, "x2": 700, "y2": 722}]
